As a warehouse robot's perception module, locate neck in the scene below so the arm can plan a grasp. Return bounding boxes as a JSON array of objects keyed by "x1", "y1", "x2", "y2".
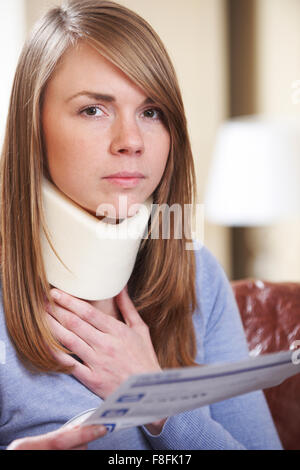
[
  {"x1": 49, "y1": 284, "x2": 122, "y2": 321},
  {"x1": 88, "y1": 297, "x2": 123, "y2": 321}
]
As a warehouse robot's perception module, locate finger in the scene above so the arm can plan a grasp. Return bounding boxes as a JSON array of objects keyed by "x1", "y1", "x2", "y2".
[
  {"x1": 48, "y1": 334, "x2": 95, "y2": 386},
  {"x1": 46, "y1": 302, "x2": 107, "y2": 350},
  {"x1": 46, "y1": 313, "x2": 95, "y2": 365},
  {"x1": 7, "y1": 425, "x2": 107, "y2": 450},
  {"x1": 50, "y1": 289, "x2": 122, "y2": 335},
  {"x1": 46, "y1": 303, "x2": 117, "y2": 361},
  {"x1": 50, "y1": 344, "x2": 101, "y2": 392},
  {"x1": 46, "y1": 315, "x2": 105, "y2": 388},
  {"x1": 114, "y1": 287, "x2": 145, "y2": 328},
  {"x1": 50, "y1": 425, "x2": 107, "y2": 449},
  {"x1": 7, "y1": 435, "x2": 57, "y2": 450}
]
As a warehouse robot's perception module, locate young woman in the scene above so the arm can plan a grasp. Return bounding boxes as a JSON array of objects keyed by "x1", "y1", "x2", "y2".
[{"x1": 0, "y1": 0, "x2": 282, "y2": 450}]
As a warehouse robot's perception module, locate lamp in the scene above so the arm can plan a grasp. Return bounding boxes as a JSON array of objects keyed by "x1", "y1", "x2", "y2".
[
  {"x1": 205, "y1": 115, "x2": 300, "y2": 226},
  {"x1": 204, "y1": 115, "x2": 300, "y2": 279}
]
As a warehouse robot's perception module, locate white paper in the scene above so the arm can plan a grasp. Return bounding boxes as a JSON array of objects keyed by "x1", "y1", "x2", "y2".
[{"x1": 78, "y1": 350, "x2": 300, "y2": 433}]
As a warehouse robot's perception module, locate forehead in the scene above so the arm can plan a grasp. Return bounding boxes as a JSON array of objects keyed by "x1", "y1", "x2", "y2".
[{"x1": 45, "y1": 41, "x2": 147, "y2": 100}]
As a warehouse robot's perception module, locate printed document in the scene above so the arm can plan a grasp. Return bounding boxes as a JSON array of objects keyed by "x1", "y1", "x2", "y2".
[{"x1": 70, "y1": 350, "x2": 300, "y2": 433}]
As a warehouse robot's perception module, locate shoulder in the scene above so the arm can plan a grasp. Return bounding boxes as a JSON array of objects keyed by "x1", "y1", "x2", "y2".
[
  {"x1": 193, "y1": 241, "x2": 231, "y2": 313},
  {"x1": 191, "y1": 241, "x2": 230, "y2": 333},
  {"x1": 193, "y1": 242, "x2": 244, "y2": 335},
  {"x1": 194, "y1": 241, "x2": 226, "y2": 280},
  {"x1": 192, "y1": 241, "x2": 250, "y2": 362}
]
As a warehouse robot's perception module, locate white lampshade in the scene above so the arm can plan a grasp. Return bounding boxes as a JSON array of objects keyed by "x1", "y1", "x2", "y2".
[{"x1": 204, "y1": 115, "x2": 300, "y2": 226}]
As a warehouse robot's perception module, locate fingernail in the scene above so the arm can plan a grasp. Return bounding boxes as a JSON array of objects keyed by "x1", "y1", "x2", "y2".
[
  {"x1": 51, "y1": 290, "x2": 61, "y2": 300},
  {"x1": 91, "y1": 425, "x2": 107, "y2": 438}
]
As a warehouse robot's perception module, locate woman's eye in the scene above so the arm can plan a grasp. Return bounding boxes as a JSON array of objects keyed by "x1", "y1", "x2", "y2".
[
  {"x1": 80, "y1": 106, "x2": 163, "y2": 121},
  {"x1": 81, "y1": 106, "x2": 104, "y2": 117},
  {"x1": 142, "y1": 108, "x2": 163, "y2": 120}
]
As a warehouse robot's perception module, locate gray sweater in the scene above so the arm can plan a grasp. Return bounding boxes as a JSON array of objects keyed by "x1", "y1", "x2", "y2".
[{"x1": 0, "y1": 246, "x2": 283, "y2": 449}]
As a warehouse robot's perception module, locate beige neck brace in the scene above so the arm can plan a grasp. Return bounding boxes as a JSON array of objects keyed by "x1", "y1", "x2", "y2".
[{"x1": 40, "y1": 177, "x2": 153, "y2": 300}]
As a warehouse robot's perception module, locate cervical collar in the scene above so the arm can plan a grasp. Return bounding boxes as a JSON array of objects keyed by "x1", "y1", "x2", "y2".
[{"x1": 40, "y1": 177, "x2": 153, "y2": 300}]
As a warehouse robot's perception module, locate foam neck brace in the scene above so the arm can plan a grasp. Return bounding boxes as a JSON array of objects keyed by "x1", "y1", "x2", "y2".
[{"x1": 40, "y1": 177, "x2": 153, "y2": 300}]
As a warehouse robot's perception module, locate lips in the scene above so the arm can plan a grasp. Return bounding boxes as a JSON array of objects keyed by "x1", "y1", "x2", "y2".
[
  {"x1": 103, "y1": 172, "x2": 145, "y2": 188},
  {"x1": 104, "y1": 171, "x2": 145, "y2": 178}
]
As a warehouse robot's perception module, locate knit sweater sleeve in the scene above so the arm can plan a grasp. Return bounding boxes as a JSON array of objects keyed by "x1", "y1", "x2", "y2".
[{"x1": 141, "y1": 245, "x2": 283, "y2": 450}]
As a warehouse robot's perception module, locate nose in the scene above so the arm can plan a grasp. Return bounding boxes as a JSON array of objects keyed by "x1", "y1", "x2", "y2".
[{"x1": 110, "y1": 115, "x2": 145, "y2": 157}]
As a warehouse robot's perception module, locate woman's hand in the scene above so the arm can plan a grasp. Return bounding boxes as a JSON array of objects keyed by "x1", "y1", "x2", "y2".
[
  {"x1": 45, "y1": 286, "x2": 167, "y2": 434},
  {"x1": 45, "y1": 286, "x2": 162, "y2": 400},
  {"x1": 7, "y1": 424, "x2": 107, "y2": 450}
]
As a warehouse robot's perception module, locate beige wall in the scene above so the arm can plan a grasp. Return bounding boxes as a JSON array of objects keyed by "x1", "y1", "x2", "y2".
[
  {"x1": 0, "y1": 1, "x2": 26, "y2": 146},
  {"x1": 26, "y1": 0, "x2": 57, "y2": 26},
  {"x1": 255, "y1": 0, "x2": 300, "y2": 116},
  {"x1": 246, "y1": 0, "x2": 300, "y2": 281},
  {"x1": 26, "y1": 0, "x2": 231, "y2": 275}
]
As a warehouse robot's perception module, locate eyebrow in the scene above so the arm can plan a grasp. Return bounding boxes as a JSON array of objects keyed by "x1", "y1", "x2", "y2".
[{"x1": 66, "y1": 91, "x2": 154, "y2": 106}]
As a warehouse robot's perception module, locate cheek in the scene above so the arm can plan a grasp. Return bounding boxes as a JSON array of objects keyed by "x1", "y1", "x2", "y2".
[
  {"x1": 152, "y1": 132, "x2": 170, "y2": 176},
  {"x1": 43, "y1": 113, "x2": 69, "y2": 167},
  {"x1": 43, "y1": 114, "x2": 97, "y2": 174}
]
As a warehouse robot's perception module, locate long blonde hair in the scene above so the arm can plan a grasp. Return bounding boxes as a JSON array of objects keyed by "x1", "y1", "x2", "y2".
[{"x1": 0, "y1": 0, "x2": 198, "y2": 373}]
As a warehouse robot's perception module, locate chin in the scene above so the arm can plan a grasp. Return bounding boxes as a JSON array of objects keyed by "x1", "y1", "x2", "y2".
[{"x1": 95, "y1": 193, "x2": 150, "y2": 219}]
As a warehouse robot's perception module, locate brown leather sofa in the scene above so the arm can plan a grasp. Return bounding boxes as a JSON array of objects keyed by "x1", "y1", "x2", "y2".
[{"x1": 231, "y1": 279, "x2": 300, "y2": 450}]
